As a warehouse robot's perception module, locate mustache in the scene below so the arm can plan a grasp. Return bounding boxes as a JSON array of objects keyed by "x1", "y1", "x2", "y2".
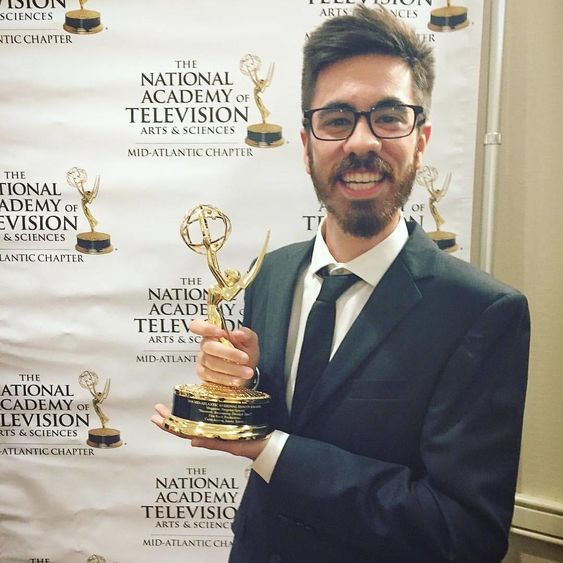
[{"x1": 331, "y1": 153, "x2": 394, "y2": 182}]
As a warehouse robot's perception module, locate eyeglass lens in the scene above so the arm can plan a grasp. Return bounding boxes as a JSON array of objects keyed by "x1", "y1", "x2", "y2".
[{"x1": 312, "y1": 106, "x2": 416, "y2": 140}]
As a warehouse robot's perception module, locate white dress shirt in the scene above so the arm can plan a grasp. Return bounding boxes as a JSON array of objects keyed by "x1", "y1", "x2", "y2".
[{"x1": 252, "y1": 216, "x2": 409, "y2": 482}]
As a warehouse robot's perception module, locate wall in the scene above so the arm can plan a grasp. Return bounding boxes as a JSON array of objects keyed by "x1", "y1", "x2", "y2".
[{"x1": 486, "y1": 1, "x2": 563, "y2": 560}]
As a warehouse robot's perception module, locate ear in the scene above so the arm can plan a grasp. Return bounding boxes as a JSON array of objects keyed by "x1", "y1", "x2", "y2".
[
  {"x1": 415, "y1": 122, "x2": 432, "y2": 169},
  {"x1": 300, "y1": 128, "x2": 312, "y2": 175}
]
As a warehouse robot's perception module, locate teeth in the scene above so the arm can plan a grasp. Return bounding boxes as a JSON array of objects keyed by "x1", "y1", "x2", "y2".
[{"x1": 342, "y1": 171, "x2": 384, "y2": 188}]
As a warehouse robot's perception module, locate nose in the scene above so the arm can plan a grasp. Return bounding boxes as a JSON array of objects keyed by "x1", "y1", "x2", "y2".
[{"x1": 343, "y1": 114, "x2": 382, "y2": 156}]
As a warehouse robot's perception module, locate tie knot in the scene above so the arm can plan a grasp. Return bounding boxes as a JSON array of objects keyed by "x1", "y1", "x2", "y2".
[{"x1": 316, "y1": 269, "x2": 359, "y2": 303}]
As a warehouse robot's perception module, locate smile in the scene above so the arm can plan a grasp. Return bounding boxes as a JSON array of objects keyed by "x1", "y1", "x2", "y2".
[{"x1": 341, "y1": 170, "x2": 385, "y2": 191}]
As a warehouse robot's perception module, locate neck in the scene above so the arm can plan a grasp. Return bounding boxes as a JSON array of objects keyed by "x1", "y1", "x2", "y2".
[{"x1": 323, "y1": 211, "x2": 401, "y2": 263}]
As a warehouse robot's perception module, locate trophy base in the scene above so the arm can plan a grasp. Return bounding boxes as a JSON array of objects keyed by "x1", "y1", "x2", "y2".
[
  {"x1": 164, "y1": 382, "x2": 271, "y2": 440},
  {"x1": 76, "y1": 231, "x2": 113, "y2": 254},
  {"x1": 428, "y1": 6, "x2": 469, "y2": 32},
  {"x1": 428, "y1": 230, "x2": 458, "y2": 253},
  {"x1": 245, "y1": 123, "x2": 284, "y2": 148},
  {"x1": 87, "y1": 427, "x2": 122, "y2": 448},
  {"x1": 64, "y1": 10, "x2": 103, "y2": 34},
  {"x1": 166, "y1": 415, "x2": 271, "y2": 440}
]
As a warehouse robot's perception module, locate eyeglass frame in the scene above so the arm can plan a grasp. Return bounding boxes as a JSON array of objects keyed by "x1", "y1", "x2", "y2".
[{"x1": 302, "y1": 103, "x2": 426, "y2": 141}]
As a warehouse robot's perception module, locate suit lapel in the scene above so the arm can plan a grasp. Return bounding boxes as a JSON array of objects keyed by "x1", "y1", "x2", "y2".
[
  {"x1": 260, "y1": 240, "x2": 314, "y2": 407},
  {"x1": 291, "y1": 223, "x2": 439, "y2": 432}
]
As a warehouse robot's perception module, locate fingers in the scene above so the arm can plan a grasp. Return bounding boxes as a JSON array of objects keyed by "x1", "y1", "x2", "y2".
[
  {"x1": 189, "y1": 319, "x2": 260, "y2": 387},
  {"x1": 196, "y1": 351, "x2": 253, "y2": 387},
  {"x1": 151, "y1": 401, "x2": 271, "y2": 458},
  {"x1": 189, "y1": 319, "x2": 225, "y2": 339},
  {"x1": 228, "y1": 327, "x2": 260, "y2": 364},
  {"x1": 201, "y1": 337, "x2": 250, "y2": 365},
  {"x1": 151, "y1": 403, "x2": 190, "y2": 440},
  {"x1": 190, "y1": 435, "x2": 270, "y2": 460},
  {"x1": 150, "y1": 403, "x2": 171, "y2": 429},
  {"x1": 154, "y1": 403, "x2": 171, "y2": 418},
  {"x1": 190, "y1": 321, "x2": 258, "y2": 362},
  {"x1": 228, "y1": 326, "x2": 255, "y2": 347}
]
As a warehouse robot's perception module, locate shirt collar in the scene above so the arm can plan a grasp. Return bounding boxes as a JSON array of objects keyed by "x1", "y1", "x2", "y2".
[{"x1": 309, "y1": 213, "x2": 409, "y2": 287}]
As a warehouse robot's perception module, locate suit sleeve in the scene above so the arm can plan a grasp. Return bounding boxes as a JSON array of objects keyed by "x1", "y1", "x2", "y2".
[{"x1": 267, "y1": 292, "x2": 530, "y2": 563}]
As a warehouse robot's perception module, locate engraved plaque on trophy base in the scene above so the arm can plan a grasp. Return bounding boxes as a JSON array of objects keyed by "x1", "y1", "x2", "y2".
[
  {"x1": 428, "y1": 230, "x2": 458, "y2": 253},
  {"x1": 76, "y1": 231, "x2": 113, "y2": 254},
  {"x1": 245, "y1": 123, "x2": 284, "y2": 148},
  {"x1": 64, "y1": 9, "x2": 103, "y2": 34},
  {"x1": 165, "y1": 383, "x2": 271, "y2": 440},
  {"x1": 87, "y1": 428, "x2": 122, "y2": 448},
  {"x1": 428, "y1": 6, "x2": 469, "y2": 32}
]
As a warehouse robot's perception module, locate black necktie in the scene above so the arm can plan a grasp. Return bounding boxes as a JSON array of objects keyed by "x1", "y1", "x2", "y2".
[{"x1": 291, "y1": 269, "x2": 359, "y2": 421}]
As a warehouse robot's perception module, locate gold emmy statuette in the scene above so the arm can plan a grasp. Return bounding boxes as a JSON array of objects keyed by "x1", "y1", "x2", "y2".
[
  {"x1": 79, "y1": 370, "x2": 122, "y2": 448},
  {"x1": 240, "y1": 54, "x2": 284, "y2": 148},
  {"x1": 428, "y1": 0, "x2": 469, "y2": 32},
  {"x1": 67, "y1": 167, "x2": 113, "y2": 255},
  {"x1": 64, "y1": 0, "x2": 103, "y2": 34},
  {"x1": 164, "y1": 204, "x2": 272, "y2": 440},
  {"x1": 416, "y1": 165, "x2": 458, "y2": 253}
]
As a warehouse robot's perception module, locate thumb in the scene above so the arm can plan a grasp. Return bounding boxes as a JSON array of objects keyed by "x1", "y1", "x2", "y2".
[
  {"x1": 228, "y1": 327, "x2": 255, "y2": 349},
  {"x1": 228, "y1": 327, "x2": 259, "y2": 364}
]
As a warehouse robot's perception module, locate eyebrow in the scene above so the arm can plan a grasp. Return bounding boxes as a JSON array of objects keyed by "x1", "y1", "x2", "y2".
[{"x1": 320, "y1": 97, "x2": 408, "y2": 111}]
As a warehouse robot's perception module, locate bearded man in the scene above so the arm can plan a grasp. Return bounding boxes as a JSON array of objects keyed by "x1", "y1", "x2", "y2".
[{"x1": 153, "y1": 6, "x2": 530, "y2": 562}]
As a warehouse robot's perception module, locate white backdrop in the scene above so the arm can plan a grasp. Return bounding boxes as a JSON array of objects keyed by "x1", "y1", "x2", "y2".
[{"x1": 0, "y1": 1, "x2": 484, "y2": 561}]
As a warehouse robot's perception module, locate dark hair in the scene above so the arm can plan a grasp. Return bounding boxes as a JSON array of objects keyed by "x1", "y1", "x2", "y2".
[{"x1": 302, "y1": 5, "x2": 435, "y2": 114}]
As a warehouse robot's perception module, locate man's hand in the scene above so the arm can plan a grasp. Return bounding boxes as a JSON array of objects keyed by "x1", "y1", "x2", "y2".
[
  {"x1": 150, "y1": 321, "x2": 267, "y2": 458},
  {"x1": 191, "y1": 319, "x2": 260, "y2": 388},
  {"x1": 151, "y1": 403, "x2": 269, "y2": 460}
]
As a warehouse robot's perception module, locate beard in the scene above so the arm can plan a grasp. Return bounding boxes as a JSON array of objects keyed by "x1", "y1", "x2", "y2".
[{"x1": 308, "y1": 148, "x2": 417, "y2": 238}]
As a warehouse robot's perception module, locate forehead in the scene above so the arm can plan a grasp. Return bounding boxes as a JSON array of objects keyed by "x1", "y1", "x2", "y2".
[{"x1": 311, "y1": 53, "x2": 414, "y2": 109}]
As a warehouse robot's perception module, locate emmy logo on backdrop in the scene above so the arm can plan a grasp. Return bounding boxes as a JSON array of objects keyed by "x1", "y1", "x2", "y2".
[
  {"x1": 63, "y1": 0, "x2": 103, "y2": 34},
  {"x1": 67, "y1": 167, "x2": 113, "y2": 255},
  {"x1": 79, "y1": 370, "x2": 123, "y2": 448},
  {"x1": 428, "y1": 0, "x2": 469, "y2": 32},
  {"x1": 164, "y1": 204, "x2": 272, "y2": 440},
  {"x1": 240, "y1": 54, "x2": 284, "y2": 148},
  {"x1": 416, "y1": 165, "x2": 458, "y2": 253}
]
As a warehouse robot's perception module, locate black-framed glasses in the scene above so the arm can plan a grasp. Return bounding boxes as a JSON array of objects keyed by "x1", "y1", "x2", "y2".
[{"x1": 303, "y1": 104, "x2": 425, "y2": 141}]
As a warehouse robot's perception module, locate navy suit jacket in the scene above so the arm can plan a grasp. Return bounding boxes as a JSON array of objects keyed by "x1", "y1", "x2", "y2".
[{"x1": 230, "y1": 221, "x2": 530, "y2": 563}]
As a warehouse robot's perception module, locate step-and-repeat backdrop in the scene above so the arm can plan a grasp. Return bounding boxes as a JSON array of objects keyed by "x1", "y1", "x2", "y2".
[{"x1": 0, "y1": 1, "x2": 484, "y2": 561}]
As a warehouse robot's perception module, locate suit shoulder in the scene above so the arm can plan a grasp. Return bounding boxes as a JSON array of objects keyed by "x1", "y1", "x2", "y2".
[
  {"x1": 261, "y1": 239, "x2": 313, "y2": 270},
  {"x1": 247, "y1": 239, "x2": 313, "y2": 296},
  {"x1": 432, "y1": 250, "x2": 526, "y2": 305},
  {"x1": 404, "y1": 223, "x2": 526, "y2": 304}
]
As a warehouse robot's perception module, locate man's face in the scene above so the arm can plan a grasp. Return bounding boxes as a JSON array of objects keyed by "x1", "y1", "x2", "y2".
[{"x1": 301, "y1": 54, "x2": 431, "y2": 238}]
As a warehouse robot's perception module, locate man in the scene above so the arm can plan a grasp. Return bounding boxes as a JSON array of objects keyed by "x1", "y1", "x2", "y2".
[{"x1": 152, "y1": 6, "x2": 530, "y2": 562}]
